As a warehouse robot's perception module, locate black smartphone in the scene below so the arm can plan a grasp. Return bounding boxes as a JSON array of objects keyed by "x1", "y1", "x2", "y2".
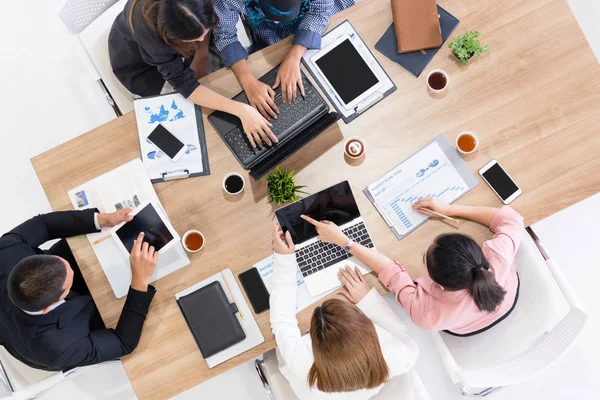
[
  {"x1": 239, "y1": 268, "x2": 270, "y2": 314},
  {"x1": 147, "y1": 124, "x2": 186, "y2": 161}
]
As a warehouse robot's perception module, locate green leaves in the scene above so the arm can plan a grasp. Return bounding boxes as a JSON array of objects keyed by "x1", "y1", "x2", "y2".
[
  {"x1": 266, "y1": 166, "x2": 307, "y2": 205},
  {"x1": 448, "y1": 31, "x2": 490, "y2": 66}
]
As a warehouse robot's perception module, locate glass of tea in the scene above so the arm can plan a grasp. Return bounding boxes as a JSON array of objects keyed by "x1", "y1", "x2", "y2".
[
  {"x1": 344, "y1": 136, "x2": 366, "y2": 159},
  {"x1": 182, "y1": 230, "x2": 205, "y2": 253},
  {"x1": 426, "y1": 69, "x2": 450, "y2": 98},
  {"x1": 222, "y1": 172, "x2": 245, "y2": 195},
  {"x1": 456, "y1": 131, "x2": 479, "y2": 157}
]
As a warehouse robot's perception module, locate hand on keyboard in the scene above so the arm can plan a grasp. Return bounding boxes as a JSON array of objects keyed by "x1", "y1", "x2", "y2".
[
  {"x1": 240, "y1": 75, "x2": 280, "y2": 120},
  {"x1": 237, "y1": 104, "x2": 278, "y2": 148},
  {"x1": 273, "y1": 45, "x2": 306, "y2": 104}
]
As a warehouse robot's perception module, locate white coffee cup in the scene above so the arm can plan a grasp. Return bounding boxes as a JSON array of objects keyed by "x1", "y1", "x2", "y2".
[
  {"x1": 181, "y1": 230, "x2": 205, "y2": 253},
  {"x1": 426, "y1": 69, "x2": 450, "y2": 98},
  {"x1": 455, "y1": 131, "x2": 479, "y2": 156},
  {"x1": 222, "y1": 172, "x2": 245, "y2": 195},
  {"x1": 344, "y1": 136, "x2": 366, "y2": 159}
]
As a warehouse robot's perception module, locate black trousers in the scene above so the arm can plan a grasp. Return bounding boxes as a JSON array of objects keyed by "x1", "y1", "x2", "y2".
[{"x1": 47, "y1": 239, "x2": 106, "y2": 330}]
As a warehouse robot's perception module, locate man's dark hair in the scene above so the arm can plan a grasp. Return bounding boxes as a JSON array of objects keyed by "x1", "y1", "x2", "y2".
[
  {"x1": 426, "y1": 233, "x2": 507, "y2": 313},
  {"x1": 7, "y1": 255, "x2": 67, "y2": 312}
]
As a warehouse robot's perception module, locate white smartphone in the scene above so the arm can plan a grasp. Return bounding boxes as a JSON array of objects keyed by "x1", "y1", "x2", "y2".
[
  {"x1": 147, "y1": 124, "x2": 186, "y2": 162},
  {"x1": 479, "y1": 159, "x2": 522, "y2": 204}
]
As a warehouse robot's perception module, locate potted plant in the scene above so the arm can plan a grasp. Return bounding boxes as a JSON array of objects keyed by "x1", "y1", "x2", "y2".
[
  {"x1": 266, "y1": 166, "x2": 306, "y2": 205},
  {"x1": 448, "y1": 31, "x2": 490, "y2": 66}
]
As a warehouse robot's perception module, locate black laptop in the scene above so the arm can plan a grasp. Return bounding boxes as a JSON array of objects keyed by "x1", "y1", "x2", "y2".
[{"x1": 208, "y1": 65, "x2": 340, "y2": 180}]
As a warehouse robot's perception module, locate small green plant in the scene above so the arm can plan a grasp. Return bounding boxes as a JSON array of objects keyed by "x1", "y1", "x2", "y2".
[
  {"x1": 266, "y1": 166, "x2": 306, "y2": 205},
  {"x1": 448, "y1": 31, "x2": 490, "y2": 66}
]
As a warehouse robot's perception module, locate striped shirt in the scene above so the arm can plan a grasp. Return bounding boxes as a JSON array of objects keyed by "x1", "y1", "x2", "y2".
[{"x1": 213, "y1": 0, "x2": 355, "y2": 67}]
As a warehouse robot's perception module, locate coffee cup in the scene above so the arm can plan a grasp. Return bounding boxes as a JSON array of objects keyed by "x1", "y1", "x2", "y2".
[
  {"x1": 344, "y1": 136, "x2": 366, "y2": 159},
  {"x1": 456, "y1": 131, "x2": 479, "y2": 156},
  {"x1": 223, "y1": 172, "x2": 245, "y2": 195},
  {"x1": 426, "y1": 69, "x2": 450, "y2": 98},
  {"x1": 182, "y1": 230, "x2": 205, "y2": 253}
]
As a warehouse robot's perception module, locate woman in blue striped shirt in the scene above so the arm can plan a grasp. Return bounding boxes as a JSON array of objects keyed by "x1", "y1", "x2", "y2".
[{"x1": 213, "y1": 0, "x2": 354, "y2": 118}]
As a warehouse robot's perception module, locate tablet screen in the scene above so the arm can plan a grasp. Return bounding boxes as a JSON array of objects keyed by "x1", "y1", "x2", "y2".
[
  {"x1": 315, "y1": 39, "x2": 380, "y2": 105},
  {"x1": 115, "y1": 203, "x2": 174, "y2": 253}
]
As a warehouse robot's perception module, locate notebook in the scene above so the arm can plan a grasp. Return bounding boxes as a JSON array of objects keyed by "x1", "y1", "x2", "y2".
[
  {"x1": 391, "y1": 0, "x2": 441, "y2": 53},
  {"x1": 177, "y1": 281, "x2": 246, "y2": 358},
  {"x1": 375, "y1": 5, "x2": 460, "y2": 77}
]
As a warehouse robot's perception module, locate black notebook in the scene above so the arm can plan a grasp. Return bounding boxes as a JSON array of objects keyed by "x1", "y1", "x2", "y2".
[
  {"x1": 375, "y1": 5, "x2": 460, "y2": 77},
  {"x1": 177, "y1": 281, "x2": 246, "y2": 358}
]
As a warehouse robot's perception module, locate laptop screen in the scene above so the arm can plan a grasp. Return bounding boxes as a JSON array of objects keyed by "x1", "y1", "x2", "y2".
[{"x1": 275, "y1": 181, "x2": 360, "y2": 243}]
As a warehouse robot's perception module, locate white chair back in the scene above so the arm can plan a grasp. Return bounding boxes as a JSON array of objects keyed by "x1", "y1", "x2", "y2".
[{"x1": 431, "y1": 229, "x2": 588, "y2": 392}]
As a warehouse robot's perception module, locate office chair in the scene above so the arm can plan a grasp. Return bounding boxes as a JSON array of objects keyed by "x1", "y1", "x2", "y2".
[
  {"x1": 430, "y1": 227, "x2": 588, "y2": 396},
  {"x1": 58, "y1": 0, "x2": 134, "y2": 117},
  {"x1": 0, "y1": 348, "x2": 133, "y2": 400}
]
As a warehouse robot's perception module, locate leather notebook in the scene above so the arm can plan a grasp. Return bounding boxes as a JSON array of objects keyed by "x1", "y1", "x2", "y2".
[
  {"x1": 177, "y1": 281, "x2": 246, "y2": 358},
  {"x1": 391, "y1": 0, "x2": 442, "y2": 53},
  {"x1": 375, "y1": 5, "x2": 459, "y2": 77}
]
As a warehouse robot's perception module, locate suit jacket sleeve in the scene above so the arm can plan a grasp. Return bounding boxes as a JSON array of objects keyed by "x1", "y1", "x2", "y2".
[
  {"x1": 2, "y1": 209, "x2": 100, "y2": 249},
  {"x1": 49, "y1": 286, "x2": 156, "y2": 370}
]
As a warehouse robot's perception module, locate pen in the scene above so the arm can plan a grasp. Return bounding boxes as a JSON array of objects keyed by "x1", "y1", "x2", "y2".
[
  {"x1": 221, "y1": 272, "x2": 244, "y2": 320},
  {"x1": 93, "y1": 235, "x2": 112, "y2": 245}
]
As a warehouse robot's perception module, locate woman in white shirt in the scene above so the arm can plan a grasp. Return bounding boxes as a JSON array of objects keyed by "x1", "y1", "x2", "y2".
[{"x1": 270, "y1": 223, "x2": 419, "y2": 399}]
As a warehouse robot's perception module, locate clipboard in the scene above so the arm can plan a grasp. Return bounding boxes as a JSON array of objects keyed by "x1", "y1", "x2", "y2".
[
  {"x1": 363, "y1": 134, "x2": 479, "y2": 240},
  {"x1": 301, "y1": 20, "x2": 396, "y2": 124},
  {"x1": 134, "y1": 92, "x2": 210, "y2": 183}
]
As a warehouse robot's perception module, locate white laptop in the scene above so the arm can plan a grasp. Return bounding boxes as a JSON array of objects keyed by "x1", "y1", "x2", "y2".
[{"x1": 275, "y1": 181, "x2": 375, "y2": 297}]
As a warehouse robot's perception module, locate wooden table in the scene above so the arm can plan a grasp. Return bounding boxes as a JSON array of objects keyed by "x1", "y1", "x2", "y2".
[{"x1": 32, "y1": 0, "x2": 600, "y2": 398}]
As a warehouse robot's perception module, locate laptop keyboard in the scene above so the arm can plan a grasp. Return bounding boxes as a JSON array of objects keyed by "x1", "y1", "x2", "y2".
[
  {"x1": 224, "y1": 79, "x2": 326, "y2": 165},
  {"x1": 296, "y1": 222, "x2": 375, "y2": 278}
]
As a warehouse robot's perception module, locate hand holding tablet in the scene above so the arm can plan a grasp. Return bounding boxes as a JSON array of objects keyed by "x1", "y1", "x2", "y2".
[{"x1": 110, "y1": 201, "x2": 180, "y2": 258}]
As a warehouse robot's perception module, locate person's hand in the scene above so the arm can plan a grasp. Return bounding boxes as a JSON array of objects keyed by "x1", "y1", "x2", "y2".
[
  {"x1": 273, "y1": 45, "x2": 306, "y2": 104},
  {"x1": 236, "y1": 103, "x2": 278, "y2": 148},
  {"x1": 412, "y1": 197, "x2": 451, "y2": 217},
  {"x1": 300, "y1": 215, "x2": 349, "y2": 247},
  {"x1": 272, "y1": 223, "x2": 295, "y2": 255},
  {"x1": 97, "y1": 208, "x2": 134, "y2": 228},
  {"x1": 337, "y1": 265, "x2": 370, "y2": 304},
  {"x1": 129, "y1": 232, "x2": 158, "y2": 292},
  {"x1": 240, "y1": 75, "x2": 280, "y2": 120}
]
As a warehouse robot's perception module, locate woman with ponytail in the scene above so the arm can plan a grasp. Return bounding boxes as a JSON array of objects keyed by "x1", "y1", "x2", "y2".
[
  {"x1": 109, "y1": 0, "x2": 277, "y2": 147},
  {"x1": 302, "y1": 199, "x2": 524, "y2": 336},
  {"x1": 270, "y1": 223, "x2": 418, "y2": 398}
]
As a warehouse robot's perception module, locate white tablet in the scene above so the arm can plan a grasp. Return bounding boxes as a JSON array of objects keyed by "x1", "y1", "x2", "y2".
[
  {"x1": 110, "y1": 201, "x2": 179, "y2": 258},
  {"x1": 310, "y1": 34, "x2": 383, "y2": 111}
]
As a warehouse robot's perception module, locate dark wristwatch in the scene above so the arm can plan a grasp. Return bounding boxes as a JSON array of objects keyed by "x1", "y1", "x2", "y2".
[{"x1": 343, "y1": 239, "x2": 355, "y2": 252}]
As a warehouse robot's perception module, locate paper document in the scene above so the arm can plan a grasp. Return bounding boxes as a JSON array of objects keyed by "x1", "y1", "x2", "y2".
[
  {"x1": 134, "y1": 93, "x2": 204, "y2": 180},
  {"x1": 68, "y1": 159, "x2": 189, "y2": 298},
  {"x1": 366, "y1": 142, "x2": 468, "y2": 235},
  {"x1": 255, "y1": 255, "x2": 336, "y2": 312}
]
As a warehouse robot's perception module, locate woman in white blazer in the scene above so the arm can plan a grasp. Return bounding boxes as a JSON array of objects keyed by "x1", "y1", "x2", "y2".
[{"x1": 270, "y1": 223, "x2": 419, "y2": 399}]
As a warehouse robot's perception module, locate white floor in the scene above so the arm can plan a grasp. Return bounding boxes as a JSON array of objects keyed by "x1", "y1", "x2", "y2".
[{"x1": 0, "y1": 0, "x2": 598, "y2": 399}]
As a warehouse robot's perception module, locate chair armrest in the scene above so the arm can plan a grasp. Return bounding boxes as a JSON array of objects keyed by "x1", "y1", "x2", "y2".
[
  {"x1": 254, "y1": 359, "x2": 277, "y2": 400},
  {"x1": 430, "y1": 332, "x2": 462, "y2": 386}
]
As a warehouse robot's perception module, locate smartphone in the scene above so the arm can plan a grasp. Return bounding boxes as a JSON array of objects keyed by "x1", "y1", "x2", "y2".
[
  {"x1": 239, "y1": 268, "x2": 270, "y2": 314},
  {"x1": 479, "y1": 159, "x2": 522, "y2": 204},
  {"x1": 147, "y1": 124, "x2": 186, "y2": 162}
]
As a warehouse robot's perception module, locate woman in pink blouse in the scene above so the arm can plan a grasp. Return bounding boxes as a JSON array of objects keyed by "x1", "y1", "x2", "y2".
[{"x1": 301, "y1": 198, "x2": 524, "y2": 336}]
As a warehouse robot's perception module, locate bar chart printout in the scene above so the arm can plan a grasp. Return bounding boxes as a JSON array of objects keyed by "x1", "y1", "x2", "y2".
[{"x1": 366, "y1": 141, "x2": 468, "y2": 236}]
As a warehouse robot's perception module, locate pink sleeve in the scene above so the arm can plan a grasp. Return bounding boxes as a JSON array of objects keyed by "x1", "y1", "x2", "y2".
[
  {"x1": 484, "y1": 206, "x2": 525, "y2": 264},
  {"x1": 378, "y1": 262, "x2": 437, "y2": 330}
]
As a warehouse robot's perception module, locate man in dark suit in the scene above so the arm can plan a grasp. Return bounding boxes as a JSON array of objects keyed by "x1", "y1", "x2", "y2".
[{"x1": 0, "y1": 208, "x2": 158, "y2": 371}]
